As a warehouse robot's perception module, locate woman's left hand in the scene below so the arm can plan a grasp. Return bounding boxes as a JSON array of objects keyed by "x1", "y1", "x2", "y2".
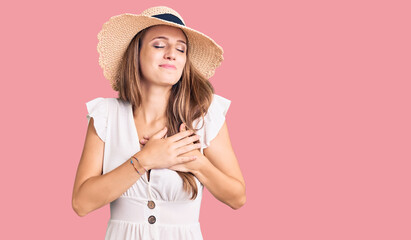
[{"x1": 139, "y1": 123, "x2": 204, "y2": 173}]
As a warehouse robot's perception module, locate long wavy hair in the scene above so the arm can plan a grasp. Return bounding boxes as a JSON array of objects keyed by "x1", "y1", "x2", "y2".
[{"x1": 115, "y1": 26, "x2": 214, "y2": 199}]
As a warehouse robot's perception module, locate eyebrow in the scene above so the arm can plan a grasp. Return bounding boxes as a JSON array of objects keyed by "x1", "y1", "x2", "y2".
[{"x1": 151, "y1": 36, "x2": 187, "y2": 45}]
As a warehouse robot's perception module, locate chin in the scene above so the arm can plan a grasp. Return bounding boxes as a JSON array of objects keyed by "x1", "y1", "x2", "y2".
[
  {"x1": 157, "y1": 78, "x2": 180, "y2": 86},
  {"x1": 159, "y1": 75, "x2": 181, "y2": 85}
]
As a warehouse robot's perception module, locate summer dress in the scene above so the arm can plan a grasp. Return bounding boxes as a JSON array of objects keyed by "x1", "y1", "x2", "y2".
[{"x1": 85, "y1": 94, "x2": 231, "y2": 240}]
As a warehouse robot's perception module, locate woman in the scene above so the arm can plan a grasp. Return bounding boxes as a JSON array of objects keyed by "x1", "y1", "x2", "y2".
[{"x1": 72, "y1": 6, "x2": 246, "y2": 240}]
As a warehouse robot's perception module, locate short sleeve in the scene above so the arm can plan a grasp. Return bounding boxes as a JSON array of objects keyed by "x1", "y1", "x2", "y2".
[
  {"x1": 86, "y1": 97, "x2": 109, "y2": 142},
  {"x1": 202, "y1": 94, "x2": 231, "y2": 148}
]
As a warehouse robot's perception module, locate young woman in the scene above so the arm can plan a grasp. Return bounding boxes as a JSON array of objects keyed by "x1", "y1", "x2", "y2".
[{"x1": 72, "y1": 6, "x2": 246, "y2": 240}]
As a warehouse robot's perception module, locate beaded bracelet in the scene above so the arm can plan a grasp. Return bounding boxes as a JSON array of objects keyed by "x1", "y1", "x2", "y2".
[
  {"x1": 131, "y1": 156, "x2": 148, "y2": 172},
  {"x1": 130, "y1": 158, "x2": 144, "y2": 176}
]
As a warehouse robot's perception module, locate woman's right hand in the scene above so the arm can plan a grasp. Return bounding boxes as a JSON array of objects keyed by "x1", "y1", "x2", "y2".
[{"x1": 135, "y1": 126, "x2": 201, "y2": 170}]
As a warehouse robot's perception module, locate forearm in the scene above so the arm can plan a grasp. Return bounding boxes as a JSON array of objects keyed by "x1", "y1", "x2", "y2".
[
  {"x1": 73, "y1": 152, "x2": 144, "y2": 216},
  {"x1": 193, "y1": 156, "x2": 246, "y2": 209}
]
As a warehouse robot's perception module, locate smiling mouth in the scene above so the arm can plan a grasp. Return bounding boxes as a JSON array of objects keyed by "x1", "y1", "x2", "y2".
[{"x1": 159, "y1": 65, "x2": 176, "y2": 70}]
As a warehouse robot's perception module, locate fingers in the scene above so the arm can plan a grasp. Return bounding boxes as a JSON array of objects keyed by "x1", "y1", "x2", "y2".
[
  {"x1": 173, "y1": 134, "x2": 200, "y2": 149},
  {"x1": 140, "y1": 134, "x2": 150, "y2": 145},
  {"x1": 168, "y1": 156, "x2": 197, "y2": 172},
  {"x1": 140, "y1": 124, "x2": 188, "y2": 144},
  {"x1": 176, "y1": 142, "x2": 202, "y2": 156},
  {"x1": 151, "y1": 127, "x2": 168, "y2": 139},
  {"x1": 140, "y1": 123, "x2": 196, "y2": 147},
  {"x1": 169, "y1": 156, "x2": 197, "y2": 172},
  {"x1": 177, "y1": 155, "x2": 197, "y2": 164},
  {"x1": 168, "y1": 128, "x2": 194, "y2": 142},
  {"x1": 180, "y1": 123, "x2": 187, "y2": 132}
]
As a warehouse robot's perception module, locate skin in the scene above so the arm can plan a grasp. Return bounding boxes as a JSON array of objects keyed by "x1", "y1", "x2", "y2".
[
  {"x1": 137, "y1": 25, "x2": 246, "y2": 209},
  {"x1": 72, "y1": 25, "x2": 245, "y2": 217},
  {"x1": 141, "y1": 122, "x2": 246, "y2": 210},
  {"x1": 135, "y1": 25, "x2": 187, "y2": 126}
]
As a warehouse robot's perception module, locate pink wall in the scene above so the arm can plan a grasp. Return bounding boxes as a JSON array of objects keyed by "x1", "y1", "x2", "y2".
[{"x1": 2, "y1": 0, "x2": 410, "y2": 239}]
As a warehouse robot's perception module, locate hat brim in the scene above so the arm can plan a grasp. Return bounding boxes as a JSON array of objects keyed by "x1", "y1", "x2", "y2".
[{"x1": 97, "y1": 13, "x2": 224, "y2": 88}]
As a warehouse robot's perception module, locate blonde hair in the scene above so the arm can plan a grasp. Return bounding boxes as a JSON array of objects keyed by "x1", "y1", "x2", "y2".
[{"x1": 115, "y1": 26, "x2": 214, "y2": 199}]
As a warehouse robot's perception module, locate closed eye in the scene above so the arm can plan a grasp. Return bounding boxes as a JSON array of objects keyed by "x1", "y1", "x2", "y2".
[{"x1": 154, "y1": 46, "x2": 185, "y2": 53}]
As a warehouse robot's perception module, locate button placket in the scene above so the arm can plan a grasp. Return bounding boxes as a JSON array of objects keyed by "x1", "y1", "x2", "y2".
[
  {"x1": 147, "y1": 200, "x2": 156, "y2": 209},
  {"x1": 148, "y1": 215, "x2": 156, "y2": 224},
  {"x1": 147, "y1": 200, "x2": 156, "y2": 223}
]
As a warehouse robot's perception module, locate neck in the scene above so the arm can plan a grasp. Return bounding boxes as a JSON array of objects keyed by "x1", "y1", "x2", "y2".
[{"x1": 134, "y1": 83, "x2": 171, "y2": 125}]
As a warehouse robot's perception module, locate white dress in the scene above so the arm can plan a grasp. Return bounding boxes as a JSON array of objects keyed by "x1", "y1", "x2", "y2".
[{"x1": 85, "y1": 94, "x2": 231, "y2": 240}]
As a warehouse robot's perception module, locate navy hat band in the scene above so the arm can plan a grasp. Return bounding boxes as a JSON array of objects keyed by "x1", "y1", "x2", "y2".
[{"x1": 152, "y1": 13, "x2": 185, "y2": 26}]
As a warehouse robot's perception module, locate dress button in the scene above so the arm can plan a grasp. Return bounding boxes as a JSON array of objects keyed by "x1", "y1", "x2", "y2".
[
  {"x1": 147, "y1": 200, "x2": 156, "y2": 209},
  {"x1": 148, "y1": 215, "x2": 156, "y2": 224}
]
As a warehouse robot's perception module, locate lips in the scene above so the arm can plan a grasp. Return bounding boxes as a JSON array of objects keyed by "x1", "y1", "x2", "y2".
[{"x1": 159, "y1": 64, "x2": 176, "y2": 70}]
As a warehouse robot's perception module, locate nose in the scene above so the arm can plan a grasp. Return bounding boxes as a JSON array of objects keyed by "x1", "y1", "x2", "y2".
[{"x1": 164, "y1": 46, "x2": 176, "y2": 61}]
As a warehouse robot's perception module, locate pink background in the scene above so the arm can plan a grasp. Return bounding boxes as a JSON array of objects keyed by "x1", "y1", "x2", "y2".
[{"x1": 2, "y1": 0, "x2": 410, "y2": 239}]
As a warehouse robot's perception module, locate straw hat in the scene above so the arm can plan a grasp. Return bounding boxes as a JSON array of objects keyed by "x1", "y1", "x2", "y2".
[{"x1": 97, "y1": 6, "x2": 224, "y2": 91}]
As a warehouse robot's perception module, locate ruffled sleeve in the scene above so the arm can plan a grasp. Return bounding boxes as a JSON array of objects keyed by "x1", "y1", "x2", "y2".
[
  {"x1": 201, "y1": 94, "x2": 231, "y2": 149},
  {"x1": 86, "y1": 97, "x2": 109, "y2": 142}
]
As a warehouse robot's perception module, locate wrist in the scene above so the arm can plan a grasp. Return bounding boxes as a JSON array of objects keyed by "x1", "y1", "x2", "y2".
[
  {"x1": 191, "y1": 155, "x2": 208, "y2": 176},
  {"x1": 130, "y1": 157, "x2": 145, "y2": 176},
  {"x1": 134, "y1": 151, "x2": 152, "y2": 171}
]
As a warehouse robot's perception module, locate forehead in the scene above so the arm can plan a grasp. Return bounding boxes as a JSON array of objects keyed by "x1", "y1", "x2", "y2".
[{"x1": 143, "y1": 25, "x2": 187, "y2": 42}]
